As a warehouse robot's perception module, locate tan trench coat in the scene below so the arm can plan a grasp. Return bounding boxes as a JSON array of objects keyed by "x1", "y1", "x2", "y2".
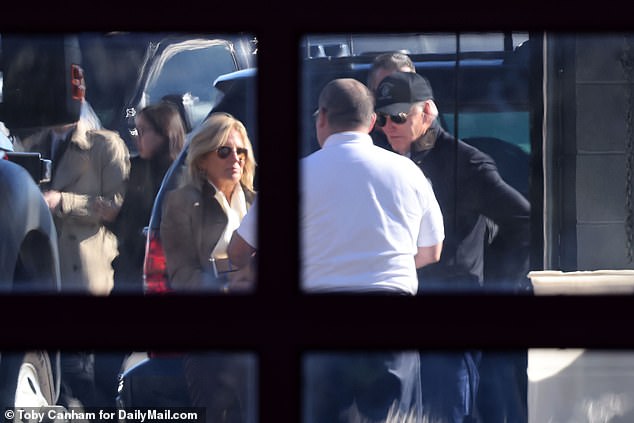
[{"x1": 20, "y1": 120, "x2": 130, "y2": 295}]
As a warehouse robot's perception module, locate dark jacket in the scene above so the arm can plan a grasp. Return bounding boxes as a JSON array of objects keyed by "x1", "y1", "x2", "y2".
[
  {"x1": 408, "y1": 121, "x2": 531, "y2": 293},
  {"x1": 160, "y1": 180, "x2": 256, "y2": 292},
  {"x1": 111, "y1": 153, "x2": 172, "y2": 293}
]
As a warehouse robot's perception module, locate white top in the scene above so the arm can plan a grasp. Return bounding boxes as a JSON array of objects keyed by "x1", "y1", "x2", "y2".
[
  {"x1": 300, "y1": 132, "x2": 444, "y2": 294},
  {"x1": 237, "y1": 196, "x2": 258, "y2": 248},
  {"x1": 210, "y1": 182, "x2": 248, "y2": 259}
]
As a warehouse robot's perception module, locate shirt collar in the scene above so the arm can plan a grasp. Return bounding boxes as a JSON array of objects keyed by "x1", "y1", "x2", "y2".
[
  {"x1": 207, "y1": 180, "x2": 247, "y2": 217},
  {"x1": 322, "y1": 131, "x2": 373, "y2": 148}
]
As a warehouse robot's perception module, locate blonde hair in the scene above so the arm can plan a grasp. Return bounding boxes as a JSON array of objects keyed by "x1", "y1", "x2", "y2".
[{"x1": 185, "y1": 112, "x2": 256, "y2": 191}]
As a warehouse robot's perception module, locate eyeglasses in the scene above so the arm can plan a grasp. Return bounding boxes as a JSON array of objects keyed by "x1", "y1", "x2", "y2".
[
  {"x1": 215, "y1": 146, "x2": 248, "y2": 161},
  {"x1": 376, "y1": 112, "x2": 410, "y2": 127}
]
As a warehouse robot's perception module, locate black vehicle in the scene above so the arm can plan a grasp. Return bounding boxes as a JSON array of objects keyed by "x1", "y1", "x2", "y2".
[
  {"x1": 0, "y1": 70, "x2": 62, "y2": 413},
  {"x1": 0, "y1": 130, "x2": 60, "y2": 293},
  {"x1": 0, "y1": 33, "x2": 80, "y2": 295},
  {"x1": 0, "y1": 132, "x2": 62, "y2": 410}
]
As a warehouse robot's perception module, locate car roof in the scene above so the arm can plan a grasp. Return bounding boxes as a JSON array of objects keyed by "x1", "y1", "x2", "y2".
[{"x1": 213, "y1": 67, "x2": 257, "y2": 92}]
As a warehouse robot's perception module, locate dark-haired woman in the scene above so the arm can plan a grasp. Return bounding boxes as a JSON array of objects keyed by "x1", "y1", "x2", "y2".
[{"x1": 111, "y1": 101, "x2": 186, "y2": 294}]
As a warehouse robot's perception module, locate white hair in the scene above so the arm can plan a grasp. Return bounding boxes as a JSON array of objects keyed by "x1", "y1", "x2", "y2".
[{"x1": 413, "y1": 100, "x2": 438, "y2": 119}]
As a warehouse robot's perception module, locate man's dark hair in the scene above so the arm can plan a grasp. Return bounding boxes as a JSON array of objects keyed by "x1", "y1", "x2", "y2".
[{"x1": 318, "y1": 78, "x2": 374, "y2": 131}]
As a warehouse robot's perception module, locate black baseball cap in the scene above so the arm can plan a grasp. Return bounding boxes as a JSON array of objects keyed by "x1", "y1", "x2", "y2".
[{"x1": 375, "y1": 72, "x2": 434, "y2": 115}]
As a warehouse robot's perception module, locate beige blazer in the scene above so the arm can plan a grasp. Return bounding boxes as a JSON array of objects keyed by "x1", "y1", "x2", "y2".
[
  {"x1": 160, "y1": 180, "x2": 255, "y2": 292},
  {"x1": 20, "y1": 120, "x2": 130, "y2": 294}
]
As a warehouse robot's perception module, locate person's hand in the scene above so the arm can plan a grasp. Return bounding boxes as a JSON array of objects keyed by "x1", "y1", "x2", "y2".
[
  {"x1": 43, "y1": 190, "x2": 62, "y2": 211},
  {"x1": 92, "y1": 196, "x2": 120, "y2": 222}
]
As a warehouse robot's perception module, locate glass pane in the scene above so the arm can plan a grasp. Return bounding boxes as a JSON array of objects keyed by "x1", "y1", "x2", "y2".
[
  {"x1": 528, "y1": 349, "x2": 634, "y2": 422},
  {"x1": 299, "y1": 32, "x2": 533, "y2": 295},
  {"x1": 303, "y1": 349, "x2": 634, "y2": 422},
  {"x1": 0, "y1": 32, "x2": 258, "y2": 295},
  {"x1": 0, "y1": 350, "x2": 258, "y2": 421},
  {"x1": 302, "y1": 350, "x2": 525, "y2": 422}
]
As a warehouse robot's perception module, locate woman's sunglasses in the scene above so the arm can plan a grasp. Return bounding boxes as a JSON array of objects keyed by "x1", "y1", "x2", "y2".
[
  {"x1": 376, "y1": 112, "x2": 409, "y2": 127},
  {"x1": 215, "y1": 146, "x2": 248, "y2": 161}
]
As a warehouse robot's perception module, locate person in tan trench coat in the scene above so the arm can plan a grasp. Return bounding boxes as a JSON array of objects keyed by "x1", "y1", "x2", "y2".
[{"x1": 19, "y1": 110, "x2": 130, "y2": 295}]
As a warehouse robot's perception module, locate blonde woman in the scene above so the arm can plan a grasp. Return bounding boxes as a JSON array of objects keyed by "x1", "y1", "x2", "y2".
[{"x1": 160, "y1": 112, "x2": 257, "y2": 292}]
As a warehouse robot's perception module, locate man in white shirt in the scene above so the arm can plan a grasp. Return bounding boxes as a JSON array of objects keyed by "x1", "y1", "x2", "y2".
[
  {"x1": 300, "y1": 78, "x2": 444, "y2": 423},
  {"x1": 301, "y1": 78, "x2": 444, "y2": 294}
]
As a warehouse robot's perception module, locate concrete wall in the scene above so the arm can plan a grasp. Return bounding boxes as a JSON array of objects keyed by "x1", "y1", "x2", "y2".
[{"x1": 548, "y1": 33, "x2": 634, "y2": 270}]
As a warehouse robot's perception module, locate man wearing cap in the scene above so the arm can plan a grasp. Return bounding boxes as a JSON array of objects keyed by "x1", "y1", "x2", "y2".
[
  {"x1": 374, "y1": 71, "x2": 531, "y2": 293},
  {"x1": 374, "y1": 71, "x2": 531, "y2": 423},
  {"x1": 366, "y1": 52, "x2": 417, "y2": 151},
  {"x1": 301, "y1": 78, "x2": 444, "y2": 421}
]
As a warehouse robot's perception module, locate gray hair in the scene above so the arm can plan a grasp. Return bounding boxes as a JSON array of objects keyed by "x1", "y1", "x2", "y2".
[{"x1": 368, "y1": 52, "x2": 416, "y2": 89}]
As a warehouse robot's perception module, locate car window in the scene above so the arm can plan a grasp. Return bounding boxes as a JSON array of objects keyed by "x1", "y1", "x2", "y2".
[{"x1": 143, "y1": 41, "x2": 239, "y2": 130}]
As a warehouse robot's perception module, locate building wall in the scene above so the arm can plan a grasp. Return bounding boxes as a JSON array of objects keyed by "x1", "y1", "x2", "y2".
[
  {"x1": 549, "y1": 33, "x2": 634, "y2": 270},
  {"x1": 575, "y1": 33, "x2": 632, "y2": 269}
]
